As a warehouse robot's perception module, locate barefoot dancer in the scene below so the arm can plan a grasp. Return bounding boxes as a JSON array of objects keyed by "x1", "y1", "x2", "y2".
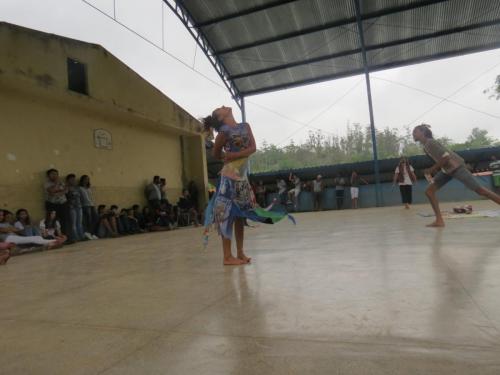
[
  {"x1": 203, "y1": 106, "x2": 294, "y2": 265},
  {"x1": 413, "y1": 124, "x2": 500, "y2": 227}
]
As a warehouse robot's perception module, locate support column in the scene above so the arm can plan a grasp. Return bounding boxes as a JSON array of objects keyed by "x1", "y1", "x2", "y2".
[
  {"x1": 241, "y1": 96, "x2": 246, "y2": 122},
  {"x1": 240, "y1": 96, "x2": 252, "y2": 174},
  {"x1": 354, "y1": 0, "x2": 382, "y2": 206}
]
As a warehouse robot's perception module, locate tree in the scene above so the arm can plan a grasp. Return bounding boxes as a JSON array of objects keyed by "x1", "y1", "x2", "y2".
[{"x1": 484, "y1": 75, "x2": 500, "y2": 100}]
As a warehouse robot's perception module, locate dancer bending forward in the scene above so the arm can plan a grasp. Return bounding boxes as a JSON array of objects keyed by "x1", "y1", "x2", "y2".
[
  {"x1": 203, "y1": 106, "x2": 293, "y2": 265},
  {"x1": 413, "y1": 124, "x2": 500, "y2": 227}
]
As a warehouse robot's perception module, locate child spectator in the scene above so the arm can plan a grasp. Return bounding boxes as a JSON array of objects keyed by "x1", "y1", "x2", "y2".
[
  {"x1": 142, "y1": 206, "x2": 154, "y2": 231},
  {"x1": 96, "y1": 205, "x2": 118, "y2": 238},
  {"x1": 0, "y1": 209, "x2": 58, "y2": 248},
  {"x1": 39, "y1": 210, "x2": 67, "y2": 244},
  {"x1": 79, "y1": 175, "x2": 98, "y2": 240},
  {"x1": 65, "y1": 174, "x2": 85, "y2": 242},
  {"x1": 0, "y1": 241, "x2": 14, "y2": 265},
  {"x1": 15, "y1": 209, "x2": 40, "y2": 236},
  {"x1": 132, "y1": 204, "x2": 146, "y2": 230},
  {"x1": 127, "y1": 209, "x2": 141, "y2": 233},
  {"x1": 118, "y1": 209, "x2": 132, "y2": 234},
  {"x1": 44, "y1": 169, "x2": 69, "y2": 235}
]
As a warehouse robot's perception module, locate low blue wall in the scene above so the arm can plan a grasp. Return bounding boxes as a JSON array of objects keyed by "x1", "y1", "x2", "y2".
[{"x1": 266, "y1": 176, "x2": 493, "y2": 210}]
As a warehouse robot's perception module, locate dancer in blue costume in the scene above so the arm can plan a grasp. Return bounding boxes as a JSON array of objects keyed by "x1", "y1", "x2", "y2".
[{"x1": 203, "y1": 106, "x2": 294, "y2": 265}]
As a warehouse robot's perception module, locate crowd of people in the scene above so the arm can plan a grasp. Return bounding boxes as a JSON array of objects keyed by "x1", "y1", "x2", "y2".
[
  {"x1": 0, "y1": 170, "x2": 201, "y2": 265},
  {"x1": 254, "y1": 170, "x2": 372, "y2": 211}
]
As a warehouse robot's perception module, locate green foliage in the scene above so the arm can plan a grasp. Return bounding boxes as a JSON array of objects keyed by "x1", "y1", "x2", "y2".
[
  {"x1": 251, "y1": 125, "x2": 499, "y2": 173},
  {"x1": 484, "y1": 75, "x2": 500, "y2": 100}
]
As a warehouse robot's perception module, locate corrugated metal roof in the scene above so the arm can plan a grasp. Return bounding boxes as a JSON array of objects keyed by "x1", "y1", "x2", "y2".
[{"x1": 170, "y1": 0, "x2": 500, "y2": 96}]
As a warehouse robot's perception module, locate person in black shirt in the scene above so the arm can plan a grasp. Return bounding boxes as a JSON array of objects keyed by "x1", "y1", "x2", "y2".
[{"x1": 177, "y1": 189, "x2": 200, "y2": 226}]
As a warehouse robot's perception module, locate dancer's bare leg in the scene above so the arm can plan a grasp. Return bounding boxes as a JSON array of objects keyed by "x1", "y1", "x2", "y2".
[
  {"x1": 235, "y1": 218, "x2": 250, "y2": 263},
  {"x1": 425, "y1": 184, "x2": 444, "y2": 227},
  {"x1": 475, "y1": 186, "x2": 500, "y2": 204},
  {"x1": 223, "y1": 236, "x2": 243, "y2": 265}
]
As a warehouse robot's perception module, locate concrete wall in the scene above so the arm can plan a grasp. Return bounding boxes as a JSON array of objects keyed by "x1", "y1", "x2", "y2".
[
  {"x1": 0, "y1": 22, "x2": 207, "y2": 220},
  {"x1": 267, "y1": 176, "x2": 494, "y2": 211}
]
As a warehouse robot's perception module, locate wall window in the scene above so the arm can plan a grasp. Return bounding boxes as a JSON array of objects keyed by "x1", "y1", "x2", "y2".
[{"x1": 67, "y1": 58, "x2": 88, "y2": 95}]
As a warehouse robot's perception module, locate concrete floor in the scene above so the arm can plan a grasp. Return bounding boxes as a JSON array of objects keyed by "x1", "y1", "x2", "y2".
[{"x1": 1, "y1": 200, "x2": 500, "y2": 374}]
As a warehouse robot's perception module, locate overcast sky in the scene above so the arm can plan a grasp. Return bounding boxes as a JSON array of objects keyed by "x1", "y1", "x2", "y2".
[{"x1": 2, "y1": 0, "x2": 500, "y2": 147}]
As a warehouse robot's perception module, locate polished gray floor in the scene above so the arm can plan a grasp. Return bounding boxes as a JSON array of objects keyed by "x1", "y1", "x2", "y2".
[{"x1": 1, "y1": 200, "x2": 500, "y2": 374}]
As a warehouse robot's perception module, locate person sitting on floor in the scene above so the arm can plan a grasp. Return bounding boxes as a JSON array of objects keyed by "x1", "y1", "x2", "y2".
[
  {"x1": 14, "y1": 209, "x2": 40, "y2": 236},
  {"x1": 0, "y1": 241, "x2": 14, "y2": 265},
  {"x1": 155, "y1": 202, "x2": 173, "y2": 230},
  {"x1": 39, "y1": 210, "x2": 67, "y2": 244},
  {"x1": 126, "y1": 209, "x2": 142, "y2": 233},
  {"x1": 96, "y1": 205, "x2": 118, "y2": 238},
  {"x1": 177, "y1": 189, "x2": 200, "y2": 227},
  {"x1": 132, "y1": 204, "x2": 146, "y2": 230},
  {"x1": 0, "y1": 209, "x2": 59, "y2": 249}
]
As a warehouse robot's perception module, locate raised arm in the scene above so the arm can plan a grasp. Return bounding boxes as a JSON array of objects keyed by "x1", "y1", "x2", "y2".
[{"x1": 212, "y1": 132, "x2": 226, "y2": 161}]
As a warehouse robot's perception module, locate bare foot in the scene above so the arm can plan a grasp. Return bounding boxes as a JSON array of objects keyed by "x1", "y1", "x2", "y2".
[
  {"x1": 405, "y1": 204, "x2": 410, "y2": 209},
  {"x1": 223, "y1": 256, "x2": 245, "y2": 266},
  {"x1": 426, "y1": 221, "x2": 445, "y2": 228},
  {"x1": 237, "y1": 253, "x2": 251, "y2": 264}
]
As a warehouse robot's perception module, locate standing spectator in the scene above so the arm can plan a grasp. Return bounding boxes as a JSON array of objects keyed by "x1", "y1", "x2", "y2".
[
  {"x1": 15, "y1": 209, "x2": 40, "y2": 236},
  {"x1": 188, "y1": 180, "x2": 199, "y2": 211},
  {"x1": 142, "y1": 206, "x2": 155, "y2": 231},
  {"x1": 312, "y1": 175, "x2": 323, "y2": 211},
  {"x1": 160, "y1": 178, "x2": 168, "y2": 204},
  {"x1": 255, "y1": 180, "x2": 267, "y2": 207},
  {"x1": 177, "y1": 189, "x2": 200, "y2": 226},
  {"x1": 393, "y1": 157, "x2": 417, "y2": 209},
  {"x1": 66, "y1": 174, "x2": 85, "y2": 242},
  {"x1": 79, "y1": 175, "x2": 98, "y2": 239},
  {"x1": 145, "y1": 176, "x2": 161, "y2": 209},
  {"x1": 335, "y1": 174, "x2": 346, "y2": 209},
  {"x1": 44, "y1": 169, "x2": 69, "y2": 235},
  {"x1": 288, "y1": 173, "x2": 301, "y2": 210},
  {"x1": 0, "y1": 209, "x2": 58, "y2": 248},
  {"x1": 350, "y1": 171, "x2": 369, "y2": 209},
  {"x1": 277, "y1": 178, "x2": 288, "y2": 205},
  {"x1": 39, "y1": 210, "x2": 67, "y2": 244}
]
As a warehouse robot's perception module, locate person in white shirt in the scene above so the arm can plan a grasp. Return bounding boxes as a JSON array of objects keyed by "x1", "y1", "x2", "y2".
[
  {"x1": 312, "y1": 175, "x2": 323, "y2": 211},
  {"x1": 288, "y1": 173, "x2": 301, "y2": 210},
  {"x1": 393, "y1": 157, "x2": 417, "y2": 209},
  {"x1": 277, "y1": 179, "x2": 288, "y2": 205}
]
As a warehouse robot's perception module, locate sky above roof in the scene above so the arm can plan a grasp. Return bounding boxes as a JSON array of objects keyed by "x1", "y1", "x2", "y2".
[{"x1": 1, "y1": 0, "x2": 499, "y2": 147}]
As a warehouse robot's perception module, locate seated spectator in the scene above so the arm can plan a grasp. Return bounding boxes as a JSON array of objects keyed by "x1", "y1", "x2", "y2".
[
  {"x1": 118, "y1": 208, "x2": 130, "y2": 234},
  {"x1": 96, "y1": 205, "x2": 118, "y2": 238},
  {"x1": 142, "y1": 206, "x2": 155, "y2": 231},
  {"x1": 39, "y1": 210, "x2": 67, "y2": 244},
  {"x1": 155, "y1": 203, "x2": 173, "y2": 230},
  {"x1": 0, "y1": 209, "x2": 59, "y2": 248},
  {"x1": 118, "y1": 208, "x2": 141, "y2": 235},
  {"x1": 0, "y1": 242, "x2": 14, "y2": 265},
  {"x1": 132, "y1": 204, "x2": 146, "y2": 230},
  {"x1": 177, "y1": 189, "x2": 200, "y2": 227},
  {"x1": 15, "y1": 209, "x2": 40, "y2": 236},
  {"x1": 127, "y1": 209, "x2": 142, "y2": 233}
]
